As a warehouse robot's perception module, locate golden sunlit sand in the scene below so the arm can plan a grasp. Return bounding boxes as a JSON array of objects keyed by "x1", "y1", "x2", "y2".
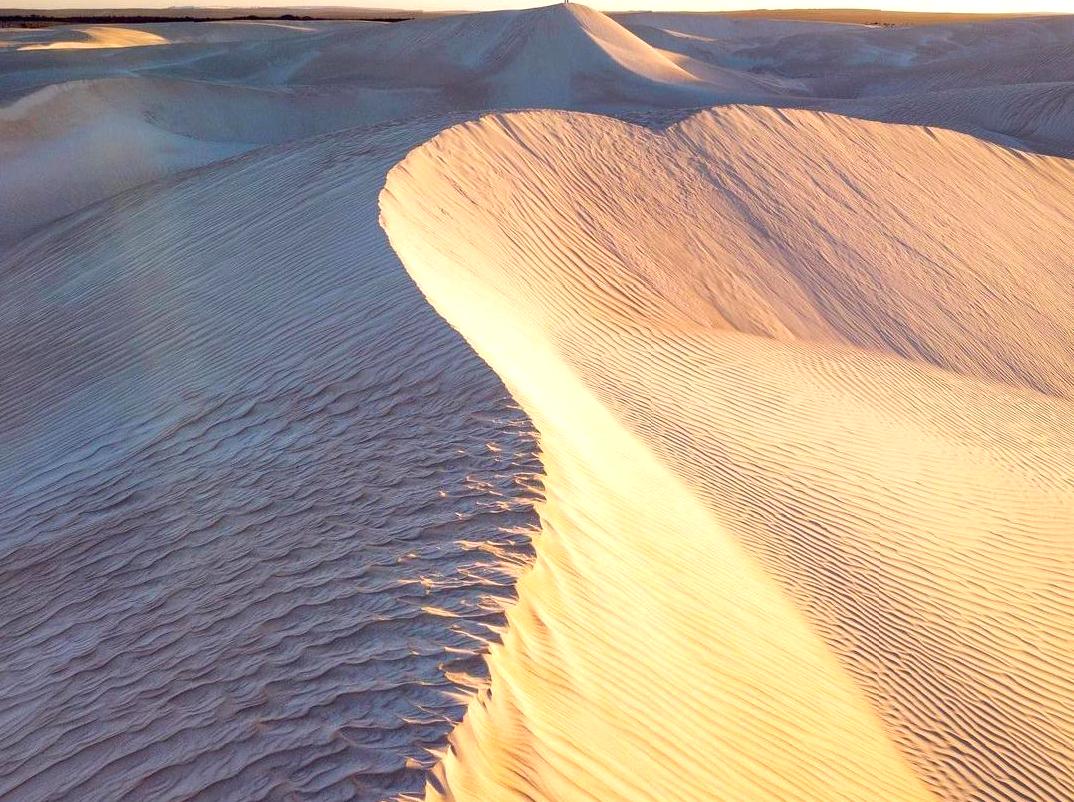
[
  {"x1": 1, "y1": 5, "x2": 1072, "y2": 802},
  {"x1": 382, "y1": 106, "x2": 1074, "y2": 801},
  {"x1": 13, "y1": 25, "x2": 168, "y2": 49}
]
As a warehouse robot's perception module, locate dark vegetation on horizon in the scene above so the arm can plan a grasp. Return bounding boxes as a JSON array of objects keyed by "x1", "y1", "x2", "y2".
[{"x1": 1, "y1": 11, "x2": 411, "y2": 24}]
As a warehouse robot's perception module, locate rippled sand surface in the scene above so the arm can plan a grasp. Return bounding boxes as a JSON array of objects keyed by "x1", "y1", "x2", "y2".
[
  {"x1": 0, "y1": 120, "x2": 541, "y2": 801},
  {"x1": 3, "y1": 5, "x2": 1074, "y2": 801},
  {"x1": 382, "y1": 107, "x2": 1074, "y2": 802}
]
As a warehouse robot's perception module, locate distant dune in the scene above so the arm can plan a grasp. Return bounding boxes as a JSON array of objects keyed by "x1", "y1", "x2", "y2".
[
  {"x1": 12, "y1": 24, "x2": 167, "y2": 47},
  {"x1": 3, "y1": 5, "x2": 1073, "y2": 802},
  {"x1": 4, "y1": 7, "x2": 1074, "y2": 243},
  {"x1": 0, "y1": 6, "x2": 425, "y2": 21}
]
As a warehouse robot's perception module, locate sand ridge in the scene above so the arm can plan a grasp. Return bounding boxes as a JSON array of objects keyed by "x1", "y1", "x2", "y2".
[
  {"x1": 3, "y1": 4, "x2": 1074, "y2": 801},
  {"x1": 4, "y1": 7, "x2": 1074, "y2": 246},
  {"x1": 381, "y1": 105, "x2": 1074, "y2": 802},
  {"x1": 12, "y1": 25, "x2": 169, "y2": 50}
]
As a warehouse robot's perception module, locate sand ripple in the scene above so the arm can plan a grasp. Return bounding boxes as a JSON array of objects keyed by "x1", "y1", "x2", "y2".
[
  {"x1": 0, "y1": 117, "x2": 539, "y2": 802},
  {"x1": 382, "y1": 106, "x2": 1074, "y2": 802}
]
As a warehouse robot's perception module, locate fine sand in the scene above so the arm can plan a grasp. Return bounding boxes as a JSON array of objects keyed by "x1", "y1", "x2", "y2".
[
  {"x1": 382, "y1": 105, "x2": 1074, "y2": 802},
  {"x1": 2, "y1": 5, "x2": 1073, "y2": 802}
]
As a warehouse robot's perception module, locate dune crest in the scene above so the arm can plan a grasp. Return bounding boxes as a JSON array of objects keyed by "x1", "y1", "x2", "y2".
[
  {"x1": 0, "y1": 116, "x2": 541, "y2": 802},
  {"x1": 6, "y1": 5, "x2": 1074, "y2": 800},
  {"x1": 381, "y1": 106, "x2": 1074, "y2": 801}
]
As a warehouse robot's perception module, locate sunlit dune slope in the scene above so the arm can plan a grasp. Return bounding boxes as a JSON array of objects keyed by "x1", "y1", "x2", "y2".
[
  {"x1": 13, "y1": 25, "x2": 168, "y2": 51},
  {"x1": 381, "y1": 106, "x2": 1074, "y2": 801}
]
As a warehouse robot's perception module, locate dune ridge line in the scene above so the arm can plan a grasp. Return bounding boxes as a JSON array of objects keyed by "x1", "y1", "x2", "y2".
[{"x1": 380, "y1": 104, "x2": 1074, "y2": 802}]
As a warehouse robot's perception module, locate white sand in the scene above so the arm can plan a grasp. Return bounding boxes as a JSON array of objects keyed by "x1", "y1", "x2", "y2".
[
  {"x1": 382, "y1": 105, "x2": 1074, "y2": 801},
  {"x1": 3, "y1": 5, "x2": 1074, "y2": 801},
  {"x1": 0, "y1": 114, "x2": 544, "y2": 801},
  {"x1": 4, "y1": 9, "x2": 1073, "y2": 244}
]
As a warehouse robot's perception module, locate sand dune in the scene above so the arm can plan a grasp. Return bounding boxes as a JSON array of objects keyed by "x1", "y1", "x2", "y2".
[
  {"x1": 0, "y1": 75, "x2": 447, "y2": 246},
  {"x1": 5, "y1": 7, "x2": 1074, "y2": 244},
  {"x1": 0, "y1": 115, "x2": 540, "y2": 801},
  {"x1": 381, "y1": 106, "x2": 1074, "y2": 801},
  {"x1": 4, "y1": 5, "x2": 1074, "y2": 802},
  {"x1": 280, "y1": 4, "x2": 724, "y2": 105},
  {"x1": 0, "y1": 19, "x2": 331, "y2": 53},
  {"x1": 10, "y1": 25, "x2": 169, "y2": 50},
  {"x1": 622, "y1": 13, "x2": 1074, "y2": 154},
  {"x1": 0, "y1": 7, "x2": 732, "y2": 246}
]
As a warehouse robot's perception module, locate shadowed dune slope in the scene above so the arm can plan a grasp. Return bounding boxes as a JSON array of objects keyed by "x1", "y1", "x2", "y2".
[
  {"x1": 0, "y1": 76, "x2": 445, "y2": 246},
  {"x1": 620, "y1": 14, "x2": 1074, "y2": 156},
  {"x1": 0, "y1": 116, "x2": 541, "y2": 802},
  {"x1": 381, "y1": 107, "x2": 1074, "y2": 802}
]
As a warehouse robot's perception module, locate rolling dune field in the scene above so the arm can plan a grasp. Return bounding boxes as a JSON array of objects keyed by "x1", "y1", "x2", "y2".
[{"x1": 2, "y1": 5, "x2": 1073, "y2": 802}]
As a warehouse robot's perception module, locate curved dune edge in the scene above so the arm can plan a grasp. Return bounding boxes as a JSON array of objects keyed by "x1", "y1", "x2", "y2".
[
  {"x1": 0, "y1": 116, "x2": 543, "y2": 802},
  {"x1": 17, "y1": 26, "x2": 169, "y2": 51},
  {"x1": 380, "y1": 106, "x2": 1074, "y2": 801}
]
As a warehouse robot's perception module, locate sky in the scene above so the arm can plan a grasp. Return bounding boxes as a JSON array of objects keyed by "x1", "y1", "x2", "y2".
[{"x1": 16, "y1": 0, "x2": 1073, "y2": 13}]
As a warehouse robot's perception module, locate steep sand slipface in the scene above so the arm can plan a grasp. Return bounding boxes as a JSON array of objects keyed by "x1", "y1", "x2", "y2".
[{"x1": 381, "y1": 107, "x2": 1074, "y2": 801}]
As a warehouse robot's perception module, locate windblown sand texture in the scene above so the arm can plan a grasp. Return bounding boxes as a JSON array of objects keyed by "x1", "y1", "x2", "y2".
[
  {"x1": 381, "y1": 106, "x2": 1074, "y2": 802},
  {"x1": 2, "y1": 5, "x2": 1073, "y2": 802}
]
